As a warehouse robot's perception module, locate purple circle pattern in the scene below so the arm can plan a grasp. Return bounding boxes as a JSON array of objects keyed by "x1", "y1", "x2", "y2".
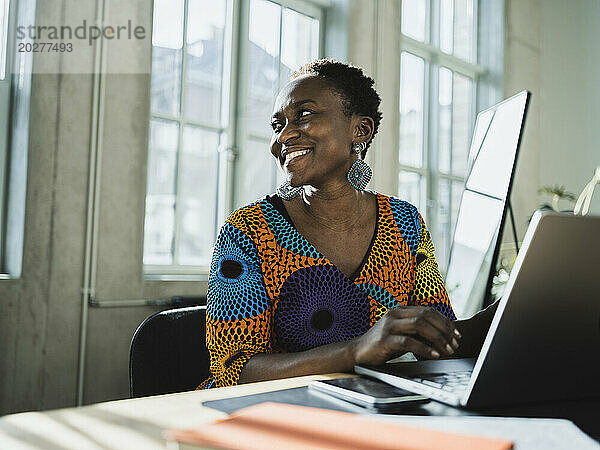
[{"x1": 274, "y1": 265, "x2": 371, "y2": 352}]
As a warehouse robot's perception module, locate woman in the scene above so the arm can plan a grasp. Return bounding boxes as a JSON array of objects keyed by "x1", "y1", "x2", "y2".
[{"x1": 199, "y1": 60, "x2": 494, "y2": 389}]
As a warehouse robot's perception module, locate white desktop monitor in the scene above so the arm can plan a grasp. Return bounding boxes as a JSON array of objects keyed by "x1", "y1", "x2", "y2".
[{"x1": 445, "y1": 91, "x2": 530, "y2": 319}]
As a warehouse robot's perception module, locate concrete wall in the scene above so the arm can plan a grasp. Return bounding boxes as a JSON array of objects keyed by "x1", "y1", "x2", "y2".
[{"x1": 0, "y1": 0, "x2": 96, "y2": 413}]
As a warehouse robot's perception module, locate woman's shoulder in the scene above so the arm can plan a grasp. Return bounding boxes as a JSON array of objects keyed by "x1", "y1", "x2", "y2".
[
  {"x1": 373, "y1": 191, "x2": 422, "y2": 218},
  {"x1": 222, "y1": 195, "x2": 280, "y2": 233},
  {"x1": 374, "y1": 192, "x2": 423, "y2": 251}
]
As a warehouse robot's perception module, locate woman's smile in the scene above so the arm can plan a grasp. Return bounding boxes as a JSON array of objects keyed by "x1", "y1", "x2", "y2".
[{"x1": 283, "y1": 146, "x2": 313, "y2": 167}]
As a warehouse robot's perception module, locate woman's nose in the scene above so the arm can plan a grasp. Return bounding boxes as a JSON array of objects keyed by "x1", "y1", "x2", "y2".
[{"x1": 276, "y1": 122, "x2": 301, "y2": 144}]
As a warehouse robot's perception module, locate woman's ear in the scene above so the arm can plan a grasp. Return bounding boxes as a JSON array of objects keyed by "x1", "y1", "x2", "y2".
[{"x1": 353, "y1": 115, "x2": 375, "y2": 143}]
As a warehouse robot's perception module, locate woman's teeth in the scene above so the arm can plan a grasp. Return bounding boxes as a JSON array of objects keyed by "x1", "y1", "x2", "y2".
[{"x1": 285, "y1": 149, "x2": 311, "y2": 164}]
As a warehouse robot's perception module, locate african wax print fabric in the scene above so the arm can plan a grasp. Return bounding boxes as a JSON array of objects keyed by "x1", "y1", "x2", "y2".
[{"x1": 198, "y1": 193, "x2": 455, "y2": 389}]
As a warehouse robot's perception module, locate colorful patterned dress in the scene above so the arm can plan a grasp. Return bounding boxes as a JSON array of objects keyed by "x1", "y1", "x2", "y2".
[{"x1": 198, "y1": 192, "x2": 455, "y2": 389}]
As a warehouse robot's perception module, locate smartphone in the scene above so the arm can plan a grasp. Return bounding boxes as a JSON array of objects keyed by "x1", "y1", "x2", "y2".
[{"x1": 309, "y1": 377, "x2": 428, "y2": 409}]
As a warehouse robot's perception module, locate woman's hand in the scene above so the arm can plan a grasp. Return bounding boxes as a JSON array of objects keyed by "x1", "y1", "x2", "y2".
[{"x1": 351, "y1": 306, "x2": 461, "y2": 365}]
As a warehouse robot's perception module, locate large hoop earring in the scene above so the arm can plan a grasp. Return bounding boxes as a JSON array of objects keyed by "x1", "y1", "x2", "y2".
[
  {"x1": 347, "y1": 142, "x2": 372, "y2": 191},
  {"x1": 276, "y1": 182, "x2": 302, "y2": 200}
]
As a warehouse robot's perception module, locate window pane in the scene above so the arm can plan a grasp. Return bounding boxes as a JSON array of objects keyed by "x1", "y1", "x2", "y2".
[
  {"x1": 151, "y1": 51, "x2": 182, "y2": 117},
  {"x1": 152, "y1": 0, "x2": 184, "y2": 48},
  {"x1": 144, "y1": 196, "x2": 175, "y2": 265},
  {"x1": 440, "y1": 0, "x2": 453, "y2": 54},
  {"x1": 240, "y1": 137, "x2": 277, "y2": 205},
  {"x1": 454, "y1": 0, "x2": 475, "y2": 62},
  {"x1": 151, "y1": 0, "x2": 184, "y2": 116},
  {"x1": 437, "y1": 179, "x2": 451, "y2": 271},
  {"x1": 184, "y1": 0, "x2": 227, "y2": 125},
  {"x1": 144, "y1": 119, "x2": 179, "y2": 265},
  {"x1": 247, "y1": 0, "x2": 281, "y2": 137},
  {"x1": 146, "y1": 119, "x2": 178, "y2": 196},
  {"x1": 401, "y1": 0, "x2": 427, "y2": 42},
  {"x1": 398, "y1": 171, "x2": 426, "y2": 215},
  {"x1": 281, "y1": 8, "x2": 319, "y2": 80},
  {"x1": 177, "y1": 126, "x2": 220, "y2": 265},
  {"x1": 438, "y1": 67, "x2": 452, "y2": 173},
  {"x1": 451, "y1": 73, "x2": 473, "y2": 176},
  {"x1": 399, "y1": 53, "x2": 425, "y2": 168}
]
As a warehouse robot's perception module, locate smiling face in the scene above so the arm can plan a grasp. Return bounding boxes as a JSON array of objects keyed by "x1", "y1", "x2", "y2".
[{"x1": 270, "y1": 75, "x2": 358, "y2": 189}]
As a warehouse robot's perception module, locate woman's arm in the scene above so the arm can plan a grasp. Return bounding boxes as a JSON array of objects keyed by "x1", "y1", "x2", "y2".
[
  {"x1": 453, "y1": 300, "x2": 499, "y2": 358},
  {"x1": 238, "y1": 340, "x2": 355, "y2": 383},
  {"x1": 239, "y1": 306, "x2": 461, "y2": 384}
]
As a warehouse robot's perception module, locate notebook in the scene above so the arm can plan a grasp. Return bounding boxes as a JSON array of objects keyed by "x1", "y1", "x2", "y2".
[{"x1": 166, "y1": 402, "x2": 513, "y2": 450}]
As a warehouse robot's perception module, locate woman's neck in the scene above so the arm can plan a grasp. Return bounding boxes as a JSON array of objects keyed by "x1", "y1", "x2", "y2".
[{"x1": 295, "y1": 183, "x2": 373, "y2": 233}]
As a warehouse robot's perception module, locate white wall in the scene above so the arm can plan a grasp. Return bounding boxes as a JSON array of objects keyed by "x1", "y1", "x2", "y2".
[
  {"x1": 506, "y1": 0, "x2": 600, "y2": 245},
  {"x1": 539, "y1": 0, "x2": 600, "y2": 214},
  {"x1": 504, "y1": 0, "x2": 542, "y2": 243}
]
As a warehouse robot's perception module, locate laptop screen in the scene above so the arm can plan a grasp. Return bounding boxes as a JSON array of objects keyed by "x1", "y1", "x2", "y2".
[{"x1": 444, "y1": 91, "x2": 529, "y2": 318}]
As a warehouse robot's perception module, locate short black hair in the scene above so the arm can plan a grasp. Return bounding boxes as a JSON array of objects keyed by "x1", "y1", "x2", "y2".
[{"x1": 292, "y1": 59, "x2": 382, "y2": 158}]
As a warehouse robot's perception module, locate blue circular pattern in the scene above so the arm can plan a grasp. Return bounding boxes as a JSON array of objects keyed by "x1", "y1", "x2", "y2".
[
  {"x1": 207, "y1": 223, "x2": 270, "y2": 321},
  {"x1": 216, "y1": 254, "x2": 249, "y2": 284}
]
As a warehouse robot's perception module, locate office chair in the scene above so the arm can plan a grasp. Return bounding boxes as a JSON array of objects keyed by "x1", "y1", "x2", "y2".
[{"x1": 129, "y1": 306, "x2": 210, "y2": 398}]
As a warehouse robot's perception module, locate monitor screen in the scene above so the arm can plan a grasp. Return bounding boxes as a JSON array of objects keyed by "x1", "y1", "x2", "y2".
[{"x1": 445, "y1": 91, "x2": 529, "y2": 318}]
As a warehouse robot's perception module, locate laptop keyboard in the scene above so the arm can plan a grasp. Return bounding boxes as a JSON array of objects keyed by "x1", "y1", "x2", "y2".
[{"x1": 408, "y1": 371, "x2": 472, "y2": 393}]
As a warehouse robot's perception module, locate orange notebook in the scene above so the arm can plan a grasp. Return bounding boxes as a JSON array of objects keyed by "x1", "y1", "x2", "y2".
[{"x1": 167, "y1": 402, "x2": 513, "y2": 450}]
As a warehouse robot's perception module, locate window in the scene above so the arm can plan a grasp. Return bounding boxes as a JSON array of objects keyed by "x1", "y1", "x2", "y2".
[
  {"x1": 398, "y1": 0, "x2": 489, "y2": 272},
  {"x1": 1, "y1": 0, "x2": 32, "y2": 278},
  {"x1": 237, "y1": 0, "x2": 320, "y2": 207},
  {"x1": 144, "y1": 0, "x2": 322, "y2": 276},
  {"x1": 0, "y1": 0, "x2": 12, "y2": 270}
]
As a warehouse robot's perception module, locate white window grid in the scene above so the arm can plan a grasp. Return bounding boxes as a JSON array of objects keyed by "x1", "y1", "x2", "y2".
[
  {"x1": 399, "y1": 0, "x2": 487, "y2": 272},
  {"x1": 144, "y1": 0, "x2": 324, "y2": 277}
]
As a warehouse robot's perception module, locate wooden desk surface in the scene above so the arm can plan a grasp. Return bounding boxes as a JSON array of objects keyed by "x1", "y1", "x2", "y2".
[
  {"x1": 1, "y1": 373, "x2": 598, "y2": 449},
  {"x1": 0, "y1": 374, "x2": 353, "y2": 450}
]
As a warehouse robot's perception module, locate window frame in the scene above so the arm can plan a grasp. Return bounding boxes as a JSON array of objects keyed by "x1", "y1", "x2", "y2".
[
  {"x1": 143, "y1": 0, "x2": 326, "y2": 278},
  {"x1": 0, "y1": 0, "x2": 14, "y2": 272},
  {"x1": 0, "y1": 0, "x2": 31, "y2": 279},
  {"x1": 398, "y1": 0, "x2": 488, "y2": 272},
  {"x1": 232, "y1": 0, "x2": 324, "y2": 209}
]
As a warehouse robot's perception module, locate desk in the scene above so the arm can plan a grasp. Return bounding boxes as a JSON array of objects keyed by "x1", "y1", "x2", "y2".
[
  {"x1": 0, "y1": 374, "x2": 347, "y2": 449},
  {"x1": 0, "y1": 374, "x2": 598, "y2": 449}
]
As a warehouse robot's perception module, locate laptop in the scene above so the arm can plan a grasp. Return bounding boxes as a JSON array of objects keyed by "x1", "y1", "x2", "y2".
[{"x1": 356, "y1": 211, "x2": 600, "y2": 407}]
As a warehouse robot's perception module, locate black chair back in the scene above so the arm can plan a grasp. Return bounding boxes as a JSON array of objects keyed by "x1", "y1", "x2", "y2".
[{"x1": 129, "y1": 306, "x2": 210, "y2": 398}]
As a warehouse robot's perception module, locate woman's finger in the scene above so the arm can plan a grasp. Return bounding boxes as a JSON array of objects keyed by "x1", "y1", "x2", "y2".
[
  {"x1": 390, "y1": 306, "x2": 460, "y2": 349},
  {"x1": 388, "y1": 316, "x2": 455, "y2": 356},
  {"x1": 423, "y1": 306, "x2": 460, "y2": 338},
  {"x1": 386, "y1": 334, "x2": 440, "y2": 359}
]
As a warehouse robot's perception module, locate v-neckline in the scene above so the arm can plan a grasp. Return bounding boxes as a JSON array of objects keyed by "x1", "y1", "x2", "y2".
[{"x1": 267, "y1": 193, "x2": 380, "y2": 282}]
